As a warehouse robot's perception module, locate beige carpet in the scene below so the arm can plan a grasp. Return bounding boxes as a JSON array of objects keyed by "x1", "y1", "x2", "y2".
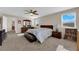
[{"x1": 0, "y1": 32, "x2": 77, "y2": 51}]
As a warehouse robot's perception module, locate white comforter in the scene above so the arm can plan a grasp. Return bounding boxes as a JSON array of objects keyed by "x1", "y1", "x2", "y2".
[{"x1": 27, "y1": 28, "x2": 52, "y2": 43}]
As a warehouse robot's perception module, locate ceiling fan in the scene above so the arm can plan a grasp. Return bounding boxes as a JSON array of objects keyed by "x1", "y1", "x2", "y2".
[{"x1": 24, "y1": 9, "x2": 39, "y2": 16}]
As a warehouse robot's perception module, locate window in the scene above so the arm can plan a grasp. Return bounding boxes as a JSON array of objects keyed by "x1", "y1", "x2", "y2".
[{"x1": 61, "y1": 12, "x2": 76, "y2": 28}]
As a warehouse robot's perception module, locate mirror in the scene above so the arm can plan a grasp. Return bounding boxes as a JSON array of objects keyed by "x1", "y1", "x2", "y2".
[{"x1": 23, "y1": 20, "x2": 31, "y2": 27}]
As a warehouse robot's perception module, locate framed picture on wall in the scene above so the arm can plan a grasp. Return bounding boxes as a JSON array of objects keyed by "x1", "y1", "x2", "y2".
[
  {"x1": 61, "y1": 12, "x2": 76, "y2": 28},
  {"x1": 18, "y1": 20, "x2": 21, "y2": 24}
]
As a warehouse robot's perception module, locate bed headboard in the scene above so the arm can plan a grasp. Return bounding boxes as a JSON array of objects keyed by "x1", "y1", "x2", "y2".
[{"x1": 40, "y1": 25, "x2": 53, "y2": 29}]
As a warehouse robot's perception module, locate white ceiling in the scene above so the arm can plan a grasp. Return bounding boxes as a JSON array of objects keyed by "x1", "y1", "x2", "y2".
[{"x1": 0, "y1": 7, "x2": 74, "y2": 18}]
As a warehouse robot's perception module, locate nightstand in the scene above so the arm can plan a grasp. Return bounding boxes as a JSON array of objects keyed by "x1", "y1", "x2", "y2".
[
  {"x1": 21, "y1": 27, "x2": 28, "y2": 33},
  {"x1": 52, "y1": 31, "x2": 62, "y2": 39}
]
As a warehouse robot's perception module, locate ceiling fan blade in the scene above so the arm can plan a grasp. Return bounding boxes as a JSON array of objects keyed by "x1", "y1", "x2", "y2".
[
  {"x1": 25, "y1": 10, "x2": 30, "y2": 12},
  {"x1": 34, "y1": 13, "x2": 39, "y2": 15},
  {"x1": 25, "y1": 13, "x2": 30, "y2": 14},
  {"x1": 33, "y1": 10, "x2": 37, "y2": 13},
  {"x1": 30, "y1": 10, "x2": 33, "y2": 13}
]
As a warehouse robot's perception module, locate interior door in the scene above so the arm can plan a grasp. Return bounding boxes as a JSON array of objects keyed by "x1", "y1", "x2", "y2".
[{"x1": 2, "y1": 16, "x2": 8, "y2": 32}]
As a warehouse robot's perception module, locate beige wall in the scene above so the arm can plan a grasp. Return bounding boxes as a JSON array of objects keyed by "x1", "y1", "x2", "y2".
[{"x1": 36, "y1": 8, "x2": 79, "y2": 38}]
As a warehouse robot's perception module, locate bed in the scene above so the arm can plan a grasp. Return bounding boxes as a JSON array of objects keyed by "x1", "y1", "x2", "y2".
[{"x1": 24, "y1": 25, "x2": 53, "y2": 43}]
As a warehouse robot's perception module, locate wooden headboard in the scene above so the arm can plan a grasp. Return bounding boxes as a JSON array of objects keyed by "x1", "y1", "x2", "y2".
[{"x1": 40, "y1": 25, "x2": 53, "y2": 29}]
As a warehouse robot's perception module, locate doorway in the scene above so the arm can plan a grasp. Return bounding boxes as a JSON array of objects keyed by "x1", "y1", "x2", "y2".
[{"x1": 12, "y1": 21, "x2": 15, "y2": 31}]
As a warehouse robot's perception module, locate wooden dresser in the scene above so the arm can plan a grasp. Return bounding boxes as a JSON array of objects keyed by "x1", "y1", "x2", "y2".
[{"x1": 77, "y1": 31, "x2": 79, "y2": 50}]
